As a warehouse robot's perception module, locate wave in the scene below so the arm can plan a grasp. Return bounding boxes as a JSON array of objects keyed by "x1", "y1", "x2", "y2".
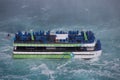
[
  {"x1": 30, "y1": 63, "x2": 55, "y2": 80},
  {"x1": 0, "y1": 74, "x2": 30, "y2": 80}
]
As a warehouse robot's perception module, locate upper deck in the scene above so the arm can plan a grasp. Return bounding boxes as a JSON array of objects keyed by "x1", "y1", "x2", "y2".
[{"x1": 14, "y1": 30, "x2": 96, "y2": 47}]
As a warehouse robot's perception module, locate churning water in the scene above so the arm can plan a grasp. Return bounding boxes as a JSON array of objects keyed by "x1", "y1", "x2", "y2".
[{"x1": 0, "y1": 0, "x2": 120, "y2": 80}]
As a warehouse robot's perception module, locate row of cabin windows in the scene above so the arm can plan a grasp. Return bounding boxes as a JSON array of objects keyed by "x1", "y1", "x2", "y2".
[{"x1": 14, "y1": 47, "x2": 95, "y2": 52}]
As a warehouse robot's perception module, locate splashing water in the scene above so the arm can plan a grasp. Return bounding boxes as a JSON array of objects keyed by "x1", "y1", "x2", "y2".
[{"x1": 0, "y1": 0, "x2": 120, "y2": 80}]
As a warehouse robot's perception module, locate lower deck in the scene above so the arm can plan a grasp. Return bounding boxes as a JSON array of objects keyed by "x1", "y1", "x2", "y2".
[
  {"x1": 14, "y1": 46, "x2": 96, "y2": 52},
  {"x1": 13, "y1": 50, "x2": 102, "y2": 59}
]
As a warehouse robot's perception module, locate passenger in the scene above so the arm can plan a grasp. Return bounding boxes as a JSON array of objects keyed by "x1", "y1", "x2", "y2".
[{"x1": 6, "y1": 33, "x2": 11, "y2": 39}]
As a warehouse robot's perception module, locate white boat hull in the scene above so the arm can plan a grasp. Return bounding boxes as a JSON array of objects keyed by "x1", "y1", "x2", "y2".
[{"x1": 73, "y1": 50, "x2": 102, "y2": 59}]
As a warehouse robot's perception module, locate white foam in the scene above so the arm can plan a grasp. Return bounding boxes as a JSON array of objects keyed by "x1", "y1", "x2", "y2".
[
  {"x1": 70, "y1": 68, "x2": 118, "y2": 80},
  {"x1": 89, "y1": 57, "x2": 100, "y2": 62},
  {"x1": 0, "y1": 46, "x2": 12, "y2": 52},
  {"x1": 30, "y1": 63, "x2": 55, "y2": 80},
  {"x1": 1, "y1": 74, "x2": 29, "y2": 80},
  {"x1": 56, "y1": 60, "x2": 71, "y2": 70}
]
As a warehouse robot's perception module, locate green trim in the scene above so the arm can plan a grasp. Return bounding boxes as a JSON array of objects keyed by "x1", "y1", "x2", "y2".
[
  {"x1": 83, "y1": 32, "x2": 88, "y2": 41},
  {"x1": 30, "y1": 32, "x2": 34, "y2": 40},
  {"x1": 13, "y1": 53, "x2": 71, "y2": 59},
  {"x1": 13, "y1": 43, "x2": 81, "y2": 47}
]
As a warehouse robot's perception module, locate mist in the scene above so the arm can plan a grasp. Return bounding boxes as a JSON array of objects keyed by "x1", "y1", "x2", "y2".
[{"x1": 0, "y1": 0, "x2": 120, "y2": 32}]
